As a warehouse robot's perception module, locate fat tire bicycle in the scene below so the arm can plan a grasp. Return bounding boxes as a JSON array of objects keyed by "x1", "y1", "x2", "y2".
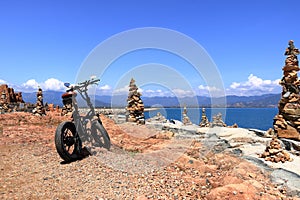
[{"x1": 55, "y1": 78, "x2": 110, "y2": 162}]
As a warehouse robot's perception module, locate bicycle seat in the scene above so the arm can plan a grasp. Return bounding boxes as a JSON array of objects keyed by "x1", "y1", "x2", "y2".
[{"x1": 62, "y1": 91, "x2": 77, "y2": 99}]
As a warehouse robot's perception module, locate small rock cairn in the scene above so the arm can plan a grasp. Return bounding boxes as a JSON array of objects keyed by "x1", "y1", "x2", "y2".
[
  {"x1": 125, "y1": 78, "x2": 145, "y2": 124},
  {"x1": 182, "y1": 105, "x2": 192, "y2": 125},
  {"x1": 199, "y1": 108, "x2": 210, "y2": 127},
  {"x1": 33, "y1": 87, "x2": 46, "y2": 116},
  {"x1": 146, "y1": 112, "x2": 167, "y2": 123},
  {"x1": 259, "y1": 137, "x2": 293, "y2": 163},
  {"x1": 273, "y1": 40, "x2": 300, "y2": 141},
  {"x1": 61, "y1": 90, "x2": 75, "y2": 116},
  {"x1": 0, "y1": 91, "x2": 8, "y2": 113},
  {"x1": 211, "y1": 113, "x2": 226, "y2": 127}
]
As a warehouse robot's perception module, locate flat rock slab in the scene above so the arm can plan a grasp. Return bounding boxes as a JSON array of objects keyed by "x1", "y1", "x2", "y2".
[
  {"x1": 142, "y1": 121, "x2": 300, "y2": 196},
  {"x1": 188, "y1": 126, "x2": 300, "y2": 196}
]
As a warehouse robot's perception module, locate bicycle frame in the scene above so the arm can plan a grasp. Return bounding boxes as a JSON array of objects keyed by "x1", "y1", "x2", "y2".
[
  {"x1": 56, "y1": 78, "x2": 110, "y2": 162},
  {"x1": 68, "y1": 79, "x2": 101, "y2": 152}
]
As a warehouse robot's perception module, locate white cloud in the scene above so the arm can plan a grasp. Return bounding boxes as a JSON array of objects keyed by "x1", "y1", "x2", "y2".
[
  {"x1": 140, "y1": 88, "x2": 195, "y2": 98},
  {"x1": 144, "y1": 89, "x2": 155, "y2": 93},
  {"x1": 226, "y1": 74, "x2": 281, "y2": 96},
  {"x1": 99, "y1": 84, "x2": 111, "y2": 90},
  {"x1": 230, "y1": 82, "x2": 240, "y2": 89},
  {"x1": 4, "y1": 74, "x2": 282, "y2": 97},
  {"x1": 172, "y1": 88, "x2": 195, "y2": 98},
  {"x1": 22, "y1": 79, "x2": 39, "y2": 89},
  {"x1": 142, "y1": 89, "x2": 172, "y2": 97},
  {"x1": 198, "y1": 85, "x2": 225, "y2": 97},
  {"x1": 0, "y1": 79, "x2": 7, "y2": 84},
  {"x1": 42, "y1": 78, "x2": 65, "y2": 91},
  {"x1": 95, "y1": 84, "x2": 113, "y2": 96},
  {"x1": 137, "y1": 88, "x2": 143, "y2": 93},
  {"x1": 198, "y1": 85, "x2": 222, "y2": 92},
  {"x1": 16, "y1": 78, "x2": 66, "y2": 92},
  {"x1": 112, "y1": 86, "x2": 129, "y2": 95},
  {"x1": 196, "y1": 74, "x2": 280, "y2": 97}
]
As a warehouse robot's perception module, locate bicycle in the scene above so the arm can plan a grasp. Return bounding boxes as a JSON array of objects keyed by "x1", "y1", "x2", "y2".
[{"x1": 55, "y1": 78, "x2": 110, "y2": 162}]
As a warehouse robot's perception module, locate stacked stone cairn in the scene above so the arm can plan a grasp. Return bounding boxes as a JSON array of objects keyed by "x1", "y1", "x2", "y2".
[
  {"x1": 125, "y1": 78, "x2": 145, "y2": 124},
  {"x1": 199, "y1": 108, "x2": 210, "y2": 127},
  {"x1": 182, "y1": 105, "x2": 192, "y2": 125},
  {"x1": 273, "y1": 40, "x2": 300, "y2": 141},
  {"x1": 259, "y1": 137, "x2": 293, "y2": 163},
  {"x1": 33, "y1": 87, "x2": 46, "y2": 116},
  {"x1": 0, "y1": 91, "x2": 9, "y2": 113},
  {"x1": 61, "y1": 89, "x2": 76, "y2": 116},
  {"x1": 146, "y1": 112, "x2": 167, "y2": 123},
  {"x1": 47, "y1": 103, "x2": 54, "y2": 112},
  {"x1": 211, "y1": 113, "x2": 226, "y2": 127}
]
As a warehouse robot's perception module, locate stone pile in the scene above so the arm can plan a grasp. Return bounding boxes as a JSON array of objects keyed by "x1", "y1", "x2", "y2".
[
  {"x1": 33, "y1": 87, "x2": 46, "y2": 116},
  {"x1": 259, "y1": 137, "x2": 292, "y2": 163},
  {"x1": 182, "y1": 105, "x2": 192, "y2": 125},
  {"x1": 211, "y1": 113, "x2": 226, "y2": 127},
  {"x1": 125, "y1": 78, "x2": 145, "y2": 124},
  {"x1": 47, "y1": 103, "x2": 54, "y2": 112},
  {"x1": 146, "y1": 112, "x2": 167, "y2": 123},
  {"x1": 0, "y1": 91, "x2": 9, "y2": 113},
  {"x1": 61, "y1": 90, "x2": 75, "y2": 116},
  {"x1": 273, "y1": 40, "x2": 300, "y2": 141},
  {"x1": 199, "y1": 108, "x2": 210, "y2": 127}
]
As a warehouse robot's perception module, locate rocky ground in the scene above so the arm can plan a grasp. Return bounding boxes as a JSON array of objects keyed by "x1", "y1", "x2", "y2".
[{"x1": 0, "y1": 112, "x2": 300, "y2": 199}]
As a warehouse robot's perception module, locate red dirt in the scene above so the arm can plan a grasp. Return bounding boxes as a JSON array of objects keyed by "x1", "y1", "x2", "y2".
[{"x1": 0, "y1": 112, "x2": 299, "y2": 199}]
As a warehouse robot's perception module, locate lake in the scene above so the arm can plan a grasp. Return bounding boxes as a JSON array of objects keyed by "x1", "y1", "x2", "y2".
[{"x1": 145, "y1": 108, "x2": 278, "y2": 131}]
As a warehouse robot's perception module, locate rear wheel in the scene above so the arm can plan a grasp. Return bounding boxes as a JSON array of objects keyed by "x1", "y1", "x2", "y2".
[
  {"x1": 55, "y1": 121, "x2": 81, "y2": 162},
  {"x1": 91, "y1": 121, "x2": 111, "y2": 150}
]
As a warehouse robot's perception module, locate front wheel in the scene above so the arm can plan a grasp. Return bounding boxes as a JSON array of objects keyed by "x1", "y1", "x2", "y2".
[
  {"x1": 55, "y1": 121, "x2": 81, "y2": 162},
  {"x1": 91, "y1": 121, "x2": 111, "y2": 150}
]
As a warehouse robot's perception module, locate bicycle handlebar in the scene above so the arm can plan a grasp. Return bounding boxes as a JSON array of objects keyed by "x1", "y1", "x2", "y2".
[{"x1": 73, "y1": 78, "x2": 100, "y2": 90}]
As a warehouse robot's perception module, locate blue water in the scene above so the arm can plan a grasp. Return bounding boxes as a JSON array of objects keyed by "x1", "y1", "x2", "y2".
[{"x1": 145, "y1": 108, "x2": 278, "y2": 131}]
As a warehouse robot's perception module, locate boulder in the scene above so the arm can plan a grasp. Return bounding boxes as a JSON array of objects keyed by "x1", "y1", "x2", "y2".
[{"x1": 277, "y1": 124, "x2": 300, "y2": 140}]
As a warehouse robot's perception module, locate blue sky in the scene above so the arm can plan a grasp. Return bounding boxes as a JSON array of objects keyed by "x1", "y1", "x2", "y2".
[{"x1": 0, "y1": 0, "x2": 299, "y2": 97}]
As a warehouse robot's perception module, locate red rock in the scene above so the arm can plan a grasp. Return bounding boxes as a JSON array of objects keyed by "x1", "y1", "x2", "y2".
[
  {"x1": 277, "y1": 124, "x2": 300, "y2": 140},
  {"x1": 282, "y1": 65, "x2": 300, "y2": 72},
  {"x1": 0, "y1": 84, "x2": 24, "y2": 103},
  {"x1": 206, "y1": 183, "x2": 258, "y2": 200}
]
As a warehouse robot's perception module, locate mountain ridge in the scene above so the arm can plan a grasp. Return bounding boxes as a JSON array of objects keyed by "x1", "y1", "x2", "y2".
[{"x1": 21, "y1": 91, "x2": 280, "y2": 108}]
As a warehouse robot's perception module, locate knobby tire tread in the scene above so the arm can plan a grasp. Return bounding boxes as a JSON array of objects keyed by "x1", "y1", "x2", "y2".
[
  {"x1": 91, "y1": 121, "x2": 111, "y2": 150},
  {"x1": 55, "y1": 121, "x2": 77, "y2": 162}
]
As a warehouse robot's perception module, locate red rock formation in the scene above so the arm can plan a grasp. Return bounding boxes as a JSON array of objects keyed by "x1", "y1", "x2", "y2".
[{"x1": 0, "y1": 84, "x2": 24, "y2": 103}]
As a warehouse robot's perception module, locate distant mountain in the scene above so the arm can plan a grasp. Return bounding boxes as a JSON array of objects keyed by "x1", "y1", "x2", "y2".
[
  {"x1": 22, "y1": 91, "x2": 64, "y2": 106},
  {"x1": 225, "y1": 94, "x2": 281, "y2": 108},
  {"x1": 21, "y1": 91, "x2": 281, "y2": 108}
]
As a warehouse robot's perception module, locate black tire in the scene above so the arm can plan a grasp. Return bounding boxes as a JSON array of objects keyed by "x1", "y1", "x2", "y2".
[
  {"x1": 55, "y1": 121, "x2": 80, "y2": 162},
  {"x1": 91, "y1": 121, "x2": 111, "y2": 150}
]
